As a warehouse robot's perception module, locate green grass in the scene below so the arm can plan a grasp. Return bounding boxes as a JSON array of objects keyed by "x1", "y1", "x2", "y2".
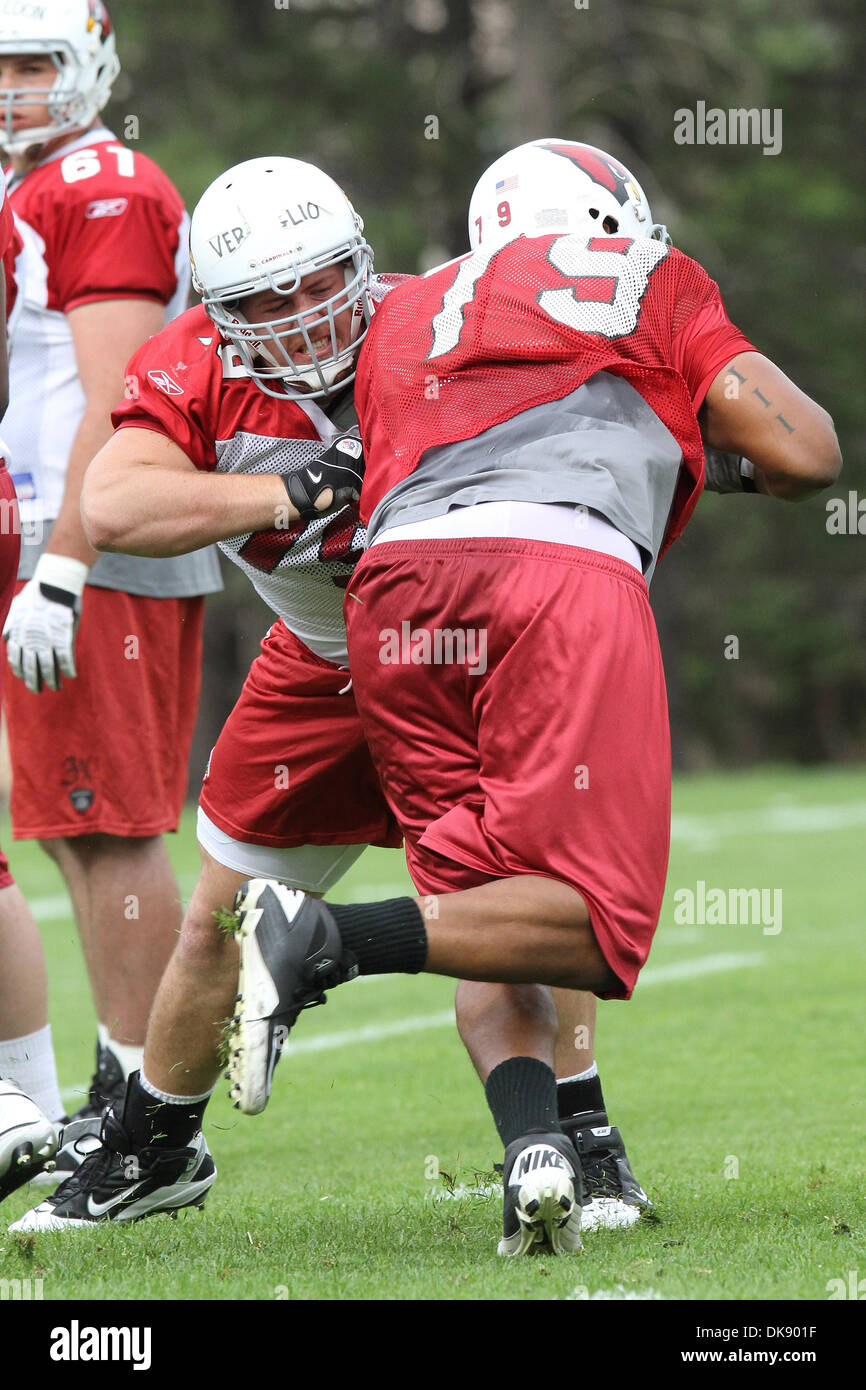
[{"x1": 1, "y1": 765, "x2": 864, "y2": 1300}]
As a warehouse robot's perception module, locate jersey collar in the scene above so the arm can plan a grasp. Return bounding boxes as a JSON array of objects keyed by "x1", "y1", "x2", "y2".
[{"x1": 5, "y1": 125, "x2": 116, "y2": 191}]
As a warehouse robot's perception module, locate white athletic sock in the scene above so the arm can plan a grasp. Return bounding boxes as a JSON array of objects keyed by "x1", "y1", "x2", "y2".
[
  {"x1": 98, "y1": 1024, "x2": 144, "y2": 1081},
  {"x1": 557, "y1": 1061, "x2": 599, "y2": 1084},
  {"x1": 0, "y1": 1025, "x2": 65, "y2": 1122},
  {"x1": 139, "y1": 1069, "x2": 215, "y2": 1106},
  {"x1": 105, "y1": 1038, "x2": 145, "y2": 1081}
]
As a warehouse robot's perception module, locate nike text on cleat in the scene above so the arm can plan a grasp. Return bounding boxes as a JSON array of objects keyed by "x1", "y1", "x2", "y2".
[
  {"x1": 498, "y1": 1129, "x2": 583, "y2": 1257},
  {"x1": 562, "y1": 1112, "x2": 651, "y2": 1231},
  {"x1": 7, "y1": 1106, "x2": 216, "y2": 1231},
  {"x1": 0, "y1": 1079, "x2": 59, "y2": 1202},
  {"x1": 226, "y1": 879, "x2": 357, "y2": 1116}
]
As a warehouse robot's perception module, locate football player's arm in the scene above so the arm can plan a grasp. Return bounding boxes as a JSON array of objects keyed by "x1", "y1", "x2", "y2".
[
  {"x1": 45, "y1": 298, "x2": 167, "y2": 565},
  {"x1": 82, "y1": 427, "x2": 341, "y2": 556},
  {"x1": 2, "y1": 298, "x2": 166, "y2": 691},
  {"x1": 701, "y1": 351, "x2": 841, "y2": 500}
]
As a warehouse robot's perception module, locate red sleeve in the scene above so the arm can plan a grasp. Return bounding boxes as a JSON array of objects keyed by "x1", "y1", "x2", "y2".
[
  {"x1": 111, "y1": 328, "x2": 217, "y2": 471},
  {"x1": 41, "y1": 150, "x2": 185, "y2": 313},
  {"x1": 0, "y1": 183, "x2": 16, "y2": 321},
  {"x1": 670, "y1": 260, "x2": 756, "y2": 411},
  {"x1": 0, "y1": 184, "x2": 12, "y2": 260}
]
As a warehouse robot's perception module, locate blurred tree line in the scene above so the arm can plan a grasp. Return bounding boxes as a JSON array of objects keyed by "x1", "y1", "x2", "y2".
[{"x1": 105, "y1": 0, "x2": 864, "y2": 777}]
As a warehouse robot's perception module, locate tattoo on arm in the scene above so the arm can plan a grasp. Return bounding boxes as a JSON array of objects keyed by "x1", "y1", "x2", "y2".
[{"x1": 727, "y1": 368, "x2": 797, "y2": 434}]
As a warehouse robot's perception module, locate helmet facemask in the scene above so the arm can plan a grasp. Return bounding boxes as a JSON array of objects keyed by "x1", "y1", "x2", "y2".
[
  {"x1": 0, "y1": 32, "x2": 120, "y2": 157},
  {"x1": 204, "y1": 241, "x2": 373, "y2": 400}
]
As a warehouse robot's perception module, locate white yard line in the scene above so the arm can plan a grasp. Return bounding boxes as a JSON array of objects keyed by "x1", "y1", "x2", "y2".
[
  {"x1": 671, "y1": 799, "x2": 866, "y2": 849},
  {"x1": 285, "y1": 951, "x2": 767, "y2": 1055},
  {"x1": 31, "y1": 793, "x2": 866, "y2": 921},
  {"x1": 633, "y1": 951, "x2": 766, "y2": 986},
  {"x1": 59, "y1": 949, "x2": 765, "y2": 1100}
]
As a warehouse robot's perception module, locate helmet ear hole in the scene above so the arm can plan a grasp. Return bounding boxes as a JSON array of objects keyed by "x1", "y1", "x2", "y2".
[
  {"x1": 602, "y1": 214, "x2": 619, "y2": 234},
  {"x1": 588, "y1": 208, "x2": 599, "y2": 219}
]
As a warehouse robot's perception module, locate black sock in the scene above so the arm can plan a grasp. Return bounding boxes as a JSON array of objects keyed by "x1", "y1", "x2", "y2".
[
  {"x1": 120, "y1": 1072, "x2": 209, "y2": 1151},
  {"x1": 484, "y1": 1057, "x2": 562, "y2": 1148},
  {"x1": 329, "y1": 898, "x2": 427, "y2": 975},
  {"x1": 557, "y1": 1070, "x2": 607, "y2": 1125}
]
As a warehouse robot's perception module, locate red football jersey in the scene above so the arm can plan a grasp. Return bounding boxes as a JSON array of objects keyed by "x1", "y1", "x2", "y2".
[
  {"x1": 112, "y1": 299, "x2": 383, "y2": 665},
  {"x1": 0, "y1": 177, "x2": 17, "y2": 320},
  {"x1": 6, "y1": 128, "x2": 186, "y2": 313},
  {"x1": 355, "y1": 234, "x2": 754, "y2": 557},
  {"x1": 4, "y1": 127, "x2": 189, "y2": 520}
]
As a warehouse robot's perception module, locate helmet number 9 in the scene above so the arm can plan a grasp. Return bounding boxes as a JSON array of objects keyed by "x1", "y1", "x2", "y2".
[{"x1": 473, "y1": 201, "x2": 512, "y2": 244}]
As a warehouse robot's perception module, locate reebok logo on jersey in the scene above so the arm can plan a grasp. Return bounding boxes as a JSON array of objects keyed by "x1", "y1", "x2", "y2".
[
  {"x1": 85, "y1": 197, "x2": 129, "y2": 220},
  {"x1": 513, "y1": 1146, "x2": 567, "y2": 1182},
  {"x1": 147, "y1": 370, "x2": 184, "y2": 396}
]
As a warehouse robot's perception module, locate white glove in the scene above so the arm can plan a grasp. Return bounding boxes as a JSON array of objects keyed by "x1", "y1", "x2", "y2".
[{"x1": 3, "y1": 553, "x2": 89, "y2": 693}]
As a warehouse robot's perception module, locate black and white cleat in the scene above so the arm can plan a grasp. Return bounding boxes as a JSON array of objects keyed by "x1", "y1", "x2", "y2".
[
  {"x1": 0, "y1": 1078, "x2": 59, "y2": 1202},
  {"x1": 498, "y1": 1129, "x2": 583, "y2": 1257},
  {"x1": 227, "y1": 879, "x2": 357, "y2": 1116}
]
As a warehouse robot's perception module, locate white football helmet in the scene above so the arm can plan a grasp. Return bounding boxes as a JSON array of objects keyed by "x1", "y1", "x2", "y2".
[
  {"x1": 468, "y1": 138, "x2": 669, "y2": 252},
  {"x1": 0, "y1": 0, "x2": 120, "y2": 156},
  {"x1": 190, "y1": 156, "x2": 374, "y2": 400}
]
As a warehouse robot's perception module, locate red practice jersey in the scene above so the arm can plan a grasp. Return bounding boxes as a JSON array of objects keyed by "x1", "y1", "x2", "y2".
[
  {"x1": 112, "y1": 278, "x2": 406, "y2": 665},
  {"x1": 355, "y1": 234, "x2": 754, "y2": 558},
  {"x1": 0, "y1": 174, "x2": 21, "y2": 322},
  {"x1": 4, "y1": 127, "x2": 189, "y2": 519}
]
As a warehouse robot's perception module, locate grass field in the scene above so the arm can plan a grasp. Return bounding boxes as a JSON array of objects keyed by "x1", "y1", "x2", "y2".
[{"x1": 1, "y1": 764, "x2": 864, "y2": 1302}]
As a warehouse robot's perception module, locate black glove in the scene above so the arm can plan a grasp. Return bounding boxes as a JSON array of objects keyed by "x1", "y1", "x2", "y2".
[{"x1": 284, "y1": 433, "x2": 365, "y2": 519}]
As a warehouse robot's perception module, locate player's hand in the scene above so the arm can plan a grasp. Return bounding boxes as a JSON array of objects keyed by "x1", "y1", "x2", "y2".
[
  {"x1": 283, "y1": 433, "x2": 365, "y2": 519},
  {"x1": 2, "y1": 554, "x2": 88, "y2": 693}
]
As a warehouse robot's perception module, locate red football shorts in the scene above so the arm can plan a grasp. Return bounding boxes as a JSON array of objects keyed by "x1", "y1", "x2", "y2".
[
  {"x1": 2, "y1": 585, "x2": 205, "y2": 840},
  {"x1": 0, "y1": 464, "x2": 20, "y2": 886},
  {"x1": 345, "y1": 537, "x2": 672, "y2": 999},
  {"x1": 199, "y1": 618, "x2": 401, "y2": 850}
]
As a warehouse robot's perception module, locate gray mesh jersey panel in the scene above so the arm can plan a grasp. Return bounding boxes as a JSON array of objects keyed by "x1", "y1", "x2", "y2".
[
  {"x1": 212, "y1": 430, "x2": 366, "y2": 666},
  {"x1": 367, "y1": 371, "x2": 684, "y2": 582}
]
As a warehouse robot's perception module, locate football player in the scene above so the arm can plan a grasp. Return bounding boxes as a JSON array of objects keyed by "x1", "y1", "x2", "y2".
[
  {"x1": 6, "y1": 154, "x2": 643, "y2": 1231},
  {"x1": 223, "y1": 139, "x2": 841, "y2": 1255},
  {"x1": 0, "y1": 155, "x2": 66, "y2": 1200},
  {"x1": 0, "y1": 0, "x2": 222, "y2": 1161},
  {"x1": 5, "y1": 154, "x2": 398, "y2": 1229}
]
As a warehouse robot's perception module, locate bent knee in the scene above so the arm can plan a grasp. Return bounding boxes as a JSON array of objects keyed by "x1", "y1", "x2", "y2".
[{"x1": 176, "y1": 907, "x2": 238, "y2": 968}]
